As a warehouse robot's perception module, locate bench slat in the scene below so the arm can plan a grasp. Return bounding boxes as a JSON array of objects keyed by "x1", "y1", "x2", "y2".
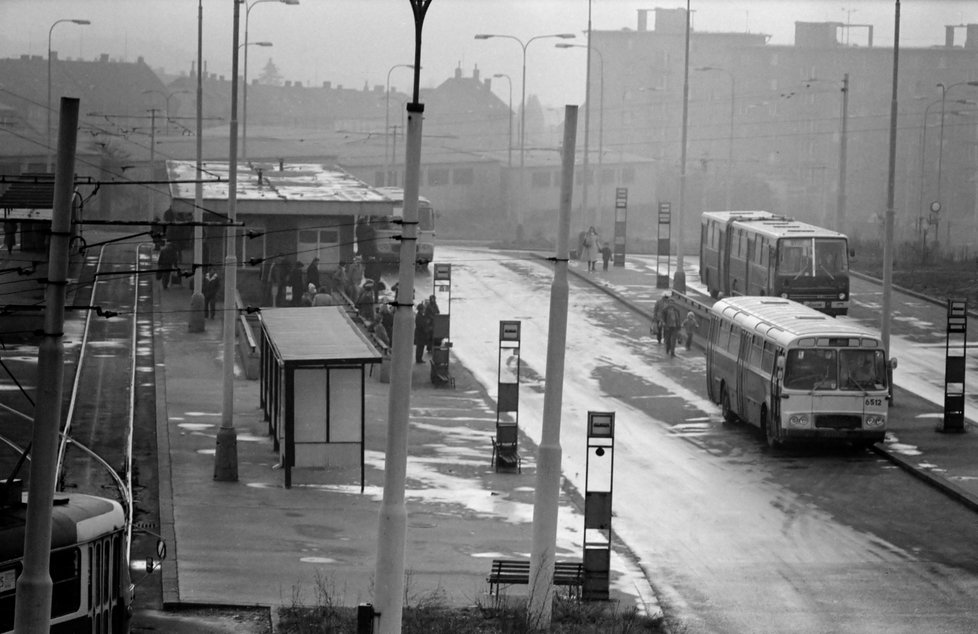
[{"x1": 487, "y1": 559, "x2": 584, "y2": 597}]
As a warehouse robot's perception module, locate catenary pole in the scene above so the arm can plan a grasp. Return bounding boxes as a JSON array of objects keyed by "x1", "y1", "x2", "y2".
[
  {"x1": 674, "y1": 0, "x2": 691, "y2": 292},
  {"x1": 215, "y1": 0, "x2": 241, "y2": 481},
  {"x1": 189, "y1": 0, "x2": 205, "y2": 333},
  {"x1": 836, "y1": 73, "x2": 849, "y2": 233},
  {"x1": 14, "y1": 96, "x2": 78, "y2": 634},
  {"x1": 882, "y1": 2, "x2": 900, "y2": 364},
  {"x1": 528, "y1": 104, "x2": 576, "y2": 629},
  {"x1": 373, "y1": 3, "x2": 430, "y2": 632}
]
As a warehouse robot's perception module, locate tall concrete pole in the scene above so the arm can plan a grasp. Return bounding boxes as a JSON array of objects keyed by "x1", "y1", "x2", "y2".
[
  {"x1": 214, "y1": 0, "x2": 241, "y2": 482},
  {"x1": 373, "y1": 4, "x2": 429, "y2": 632},
  {"x1": 188, "y1": 0, "x2": 206, "y2": 333},
  {"x1": 674, "y1": 0, "x2": 691, "y2": 292},
  {"x1": 14, "y1": 96, "x2": 78, "y2": 634},
  {"x1": 836, "y1": 73, "x2": 849, "y2": 234},
  {"x1": 581, "y1": 0, "x2": 592, "y2": 230},
  {"x1": 528, "y1": 105, "x2": 576, "y2": 629},
  {"x1": 882, "y1": 1, "x2": 900, "y2": 358}
]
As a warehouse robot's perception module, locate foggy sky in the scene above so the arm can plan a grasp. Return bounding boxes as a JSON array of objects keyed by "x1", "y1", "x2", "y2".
[{"x1": 1, "y1": 1, "x2": 974, "y2": 109}]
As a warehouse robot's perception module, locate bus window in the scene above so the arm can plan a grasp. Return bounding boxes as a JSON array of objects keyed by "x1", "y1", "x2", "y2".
[
  {"x1": 783, "y1": 349, "x2": 837, "y2": 390},
  {"x1": 419, "y1": 207, "x2": 434, "y2": 231},
  {"x1": 814, "y1": 238, "x2": 847, "y2": 277},
  {"x1": 778, "y1": 238, "x2": 813, "y2": 277},
  {"x1": 839, "y1": 349, "x2": 886, "y2": 390},
  {"x1": 761, "y1": 341, "x2": 776, "y2": 373}
]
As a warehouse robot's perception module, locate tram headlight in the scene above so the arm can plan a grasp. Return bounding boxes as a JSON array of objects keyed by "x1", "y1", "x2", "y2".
[
  {"x1": 864, "y1": 414, "x2": 886, "y2": 428},
  {"x1": 787, "y1": 414, "x2": 809, "y2": 428}
]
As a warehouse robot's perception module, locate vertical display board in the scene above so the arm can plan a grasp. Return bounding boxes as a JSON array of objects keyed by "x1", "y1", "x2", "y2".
[
  {"x1": 939, "y1": 298, "x2": 967, "y2": 433},
  {"x1": 612, "y1": 187, "x2": 628, "y2": 267},
  {"x1": 656, "y1": 202, "x2": 672, "y2": 289},
  {"x1": 430, "y1": 263, "x2": 453, "y2": 387},
  {"x1": 583, "y1": 411, "x2": 615, "y2": 601},
  {"x1": 493, "y1": 321, "x2": 522, "y2": 471}
]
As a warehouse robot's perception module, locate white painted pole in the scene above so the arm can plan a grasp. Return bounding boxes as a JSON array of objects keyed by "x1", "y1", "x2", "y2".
[{"x1": 528, "y1": 104, "x2": 577, "y2": 629}]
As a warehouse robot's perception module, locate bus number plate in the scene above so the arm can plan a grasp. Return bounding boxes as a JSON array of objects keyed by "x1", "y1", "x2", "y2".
[
  {"x1": 865, "y1": 398, "x2": 883, "y2": 407},
  {"x1": 804, "y1": 301, "x2": 826, "y2": 308}
]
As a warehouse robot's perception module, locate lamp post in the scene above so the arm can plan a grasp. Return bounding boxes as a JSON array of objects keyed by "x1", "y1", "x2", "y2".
[
  {"x1": 142, "y1": 89, "x2": 191, "y2": 136},
  {"x1": 386, "y1": 64, "x2": 415, "y2": 184},
  {"x1": 492, "y1": 73, "x2": 513, "y2": 168},
  {"x1": 475, "y1": 32, "x2": 574, "y2": 231},
  {"x1": 189, "y1": 0, "x2": 206, "y2": 333},
  {"x1": 557, "y1": 42, "x2": 605, "y2": 228},
  {"x1": 675, "y1": 0, "x2": 692, "y2": 292},
  {"x1": 242, "y1": 0, "x2": 297, "y2": 162},
  {"x1": 936, "y1": 80, "x2": 978, "y2": 215},
  {"x1": 47, "y1": 18, "x2": 90, "y2": 170},
  {"x1": 693, "y1": 66, "x2": 735, "y2": 210}
]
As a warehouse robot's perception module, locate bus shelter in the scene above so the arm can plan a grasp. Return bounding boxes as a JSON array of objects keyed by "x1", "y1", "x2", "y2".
[{"x1": 259, "y1": 306, "x2": 382, "y2": 489}]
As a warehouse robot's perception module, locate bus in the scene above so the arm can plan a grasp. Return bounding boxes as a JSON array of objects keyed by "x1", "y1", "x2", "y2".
[
  {"x1": 705, "y1": 296, "x2": 895, "y2": 448},
  {"x1": 699, "y1": 211, "x2": 850, "y2": 316},
  {"x1": 364, "y1": 187, "x2": 435, "y2": 268}
]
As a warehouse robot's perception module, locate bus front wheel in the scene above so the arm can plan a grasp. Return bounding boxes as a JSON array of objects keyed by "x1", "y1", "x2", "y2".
[{"x1": 720, "y1": 385, "x2": 737, "y2": 423}]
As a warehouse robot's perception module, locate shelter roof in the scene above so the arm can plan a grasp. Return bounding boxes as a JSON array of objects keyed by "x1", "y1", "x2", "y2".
[{"x1": 261, "y1": 306, "x2": 381, "y2": 364}]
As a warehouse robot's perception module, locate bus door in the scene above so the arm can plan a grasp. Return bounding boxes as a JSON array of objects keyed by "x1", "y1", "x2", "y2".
[
  {"x1": 770, "y1": 351, "x2": 784, "y2": 429},
  {"x1": 735, "y1": 330, "x2": 752, "y2": 416},
  {"x1": 298, "y1": 226, "x2": 341, "y2": 269},
  {"x1": 705, "y1": 316, "x2": 718, "y2": 401}
]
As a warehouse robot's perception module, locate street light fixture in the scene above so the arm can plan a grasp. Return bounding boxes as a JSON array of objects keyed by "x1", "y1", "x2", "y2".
[
  {"x1": 47, "y1": 18, "x2": 91, "y2": 169},
  {"x1": 693, "y1": 66, "x2": 735, "y2": 210},
  {"x1": 492, "y1": 73, "x2": 513, "y2": 168},
  {"x1": 242, "y1": 0, "x2": 297, "y2": 161},
  {"x1": 936, "y1": 80, "x2": 978, "y2": 213},
  {"x1": 386, "y1": 64, "x2": 415, "y2": 184},
  {"x1": 558, "y1": 43, "x2": 605, "y2": 227},
  {"x1": 475, "y1": 32, "x2": 574, "y2": 230}
]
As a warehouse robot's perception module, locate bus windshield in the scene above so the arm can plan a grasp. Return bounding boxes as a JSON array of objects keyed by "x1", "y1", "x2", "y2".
[
  {"x1": 839, "y1": 349, "x2": 887, "y2": 391},
  {"x1": 778, "y1": 238, "x2": 847, "y2": 278},
  {"x1": 783, "y1": 349, "x2": 838, "y2": 390}
]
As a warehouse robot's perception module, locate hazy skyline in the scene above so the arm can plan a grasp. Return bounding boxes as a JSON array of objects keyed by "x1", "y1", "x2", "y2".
[{"x1": 2, "y1": 1, "x2": 975, "y2": 109}]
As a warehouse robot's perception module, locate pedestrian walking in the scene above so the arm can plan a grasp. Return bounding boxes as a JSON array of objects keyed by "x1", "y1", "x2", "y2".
[
  {"x1": 651, "y1": 294, "x2": 667, "y2": 343},
  {"x1": 290, "y1": 260, "x2": 305, "y2": 306},
  {"x1": 305, "y1": 257, "x2": 320, "y2": 292},
  {"x1": 682, "y1": 310, "x2": 699, "y2": 351},
  {"x1": 3, "y1": 221, "x2": 16, "y2": 255},
  {"x1": 661, "y1": 296, "x2": 682, "y2": 357},
  {"x1": 581, "y1": 226, "x2": 600, "y2": 272},
  {"x1": 202, "y1": 270, "x2": 221, "y2": 319},
  {"x1": 414, "y1": 303, "x2": 430, "y2": 363},
  {"x1": 156, "y1": 241, "x2": 178, "y2": 290},
  {"x1": 267, "y1": 257, "x2": 284, "y2": 307},
  {"x1": 425, "y1": 294, "x2": 441, "y2": 351},
  {"x1": 601, "y1": 242, "x2": 612, "y2": 271}
]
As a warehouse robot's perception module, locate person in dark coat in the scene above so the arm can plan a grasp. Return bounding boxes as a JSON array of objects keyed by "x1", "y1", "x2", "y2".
[
  {"x1": 306, "y1": 257, "x2": 321, "y2": 290},
  {"x1": 661, "y1": 296, "x2": 682, "y2": 358},
  {"x1": 379, "y1": 302, "x2": 395, "y2": 345},
  {"x1": 425, "y1": 295, "x2": 441, "y2": 351},
  {"x1": 601, "y1": 242, "x2": 612, "y2": 271},
  {"x1": 202, "y1": 270, "x2": 221, "y2": 319},
  {"x1": 290, "y1": 260, "x2": 305, "y2": 306},
  {"x1": 4, "y1": 221, "x2": 16, "y2": 254},
  {"x1": 156, "y1": 241, "x2": 178, "y2": 290},
  {"x1": 414, "y1": 302, "x2": 430, "y2": 363}
]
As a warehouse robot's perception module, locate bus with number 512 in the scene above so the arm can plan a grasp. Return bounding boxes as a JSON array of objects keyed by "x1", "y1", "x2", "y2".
[{"x1": 706, "y1": 296, "x2": 896, "y2": 448}]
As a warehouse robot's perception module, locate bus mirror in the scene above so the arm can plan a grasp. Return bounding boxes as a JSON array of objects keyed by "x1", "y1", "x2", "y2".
[{"x1": 889, "y1": 357, "x2": 898, "y2": 370}]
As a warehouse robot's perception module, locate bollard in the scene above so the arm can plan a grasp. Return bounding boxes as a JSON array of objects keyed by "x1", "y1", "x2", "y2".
[{"x1": 357, "y1": 603, "x2": 375, "y2": 634}]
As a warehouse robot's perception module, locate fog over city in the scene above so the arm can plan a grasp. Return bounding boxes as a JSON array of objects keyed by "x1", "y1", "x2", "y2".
[{"x1": 2, "y1": 0, "x2": 974, "y2": 109}]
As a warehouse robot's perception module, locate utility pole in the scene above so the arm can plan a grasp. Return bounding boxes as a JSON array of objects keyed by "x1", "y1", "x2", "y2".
[
  {"x1": 188, "y1": 0, "x2": 205, "y2": 333},
  {"x1": 14, "y1": 96, "x2": 78, "y2": 634},
  {"x1": 373, "y1": 2, "x2": 430, "y2": 632},
  {"x1": 528, "y1": 104, "x2": 576, "y2": 629},
  {"x1": 836, "y1": 73, "x2": 849, "y2": 234},
  {"x1": 882, "y1": 2, "x2": 900, "y2": 362}
]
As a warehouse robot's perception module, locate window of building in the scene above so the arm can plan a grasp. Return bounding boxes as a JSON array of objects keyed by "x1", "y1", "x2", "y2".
[
  {"x1": 452, "y1": 167, "x2": 474, "y2": 185},
  {"x1": 428, "y1": 168, "x2": 450, "y2": 186}
]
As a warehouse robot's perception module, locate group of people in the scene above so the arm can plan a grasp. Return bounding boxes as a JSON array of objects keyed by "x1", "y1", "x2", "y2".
[
  {"x1": 578, "y1": 226, "x2": 613, "y2": 273},
  {"x1": 414, "y1": 295, "x2": 442, "y2": 363},
  {"x1": 154, "y1": 238, "x2": 223, "y2": 319},
  {"x1": 652, "y1": 292, "x2": 699, "y2": 357}
]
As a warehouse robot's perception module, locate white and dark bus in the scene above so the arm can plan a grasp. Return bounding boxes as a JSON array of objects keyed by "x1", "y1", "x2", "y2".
[
  {"x1": 706, "y1": 296, "x2": 895, "y2": 448},
  {"x1": 699, "y1": 211, "x2": 850, "y2": 316},
  {"x1": 365, "y1": 187, "x2": 435, "y2": 268}
]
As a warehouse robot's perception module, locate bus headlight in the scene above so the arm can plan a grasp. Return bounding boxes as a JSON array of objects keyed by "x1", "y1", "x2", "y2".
[
  {"x1": 864, "y1": 414, "x2": 886, "y2": 428},
  {"x1": 838, "y1": 292, "x2": 847, "y2": 300},
  {"x1": 781, "y1": 293, "x2": 789, "y2": 299},
  {"x1": 787, "y1": 414, "x2": 809, "y2": 428}
]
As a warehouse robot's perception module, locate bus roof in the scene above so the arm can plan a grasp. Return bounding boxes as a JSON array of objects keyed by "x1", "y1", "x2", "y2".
[
  {"x1": 702, "y1": 211, "x2": 846, "y2": 241},
  {"x1": 710, "y1": 297, "x2": 880, "y2": 348}
]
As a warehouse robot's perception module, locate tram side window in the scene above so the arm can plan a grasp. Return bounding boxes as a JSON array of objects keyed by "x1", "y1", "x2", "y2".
[
  {"x1": 1, "y1": 564, "x2": 17, "y2": 631},
  {"x1": 49, "y1": 547, "x2": 81, "y2": 617}
]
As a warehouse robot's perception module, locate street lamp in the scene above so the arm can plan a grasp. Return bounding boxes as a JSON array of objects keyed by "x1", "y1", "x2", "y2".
[
  {"x1": 475, "y1": 32, "x2": 574, "y2": 230},
  {"x1": 242, "y1": 0, "x2": 297, "y2": 161},
  {"x1": 386, "y1": 64, "x2": 415, "y2": 184},
  {"x1": 556, "y1": 42, "x2": 605, "y2": 228},
  {"x1": 936, "y1": 80, "x2": 978, "y2": 212},
  {"x1": 142, "y1": 89, "x2": 191, "y2": 136},
  {"x1": 694, "y1": 66, "x2": 735, "y2": 210},
  {"x1": 492, "y1": 73, "x2": 513, "y2": 168},
  {"x1": 47, "y1": 18, "x2": 91, "y2": 169}
]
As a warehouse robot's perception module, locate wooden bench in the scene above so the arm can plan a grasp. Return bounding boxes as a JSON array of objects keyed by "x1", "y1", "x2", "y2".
[{"x1": 486, "y1": 559, "x2": 584, "y2": 598}]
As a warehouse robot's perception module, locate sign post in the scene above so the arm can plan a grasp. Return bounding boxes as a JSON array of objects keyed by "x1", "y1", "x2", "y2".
[
  {"x1": 938, "y1": 298, "x2": 967, "y2": 433},
  {"x1": 583, "y1": 411, "x2": 615, "y2": 601},
  {"x1": 656, "y1": 201, "x2": 672, "y2": 289},
  {"x1": 612, "y1": 187, "x2": 628, "y2": 267},
  {"x1": 493, "y1": 321, "x2": 522, "y2": 470}
]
